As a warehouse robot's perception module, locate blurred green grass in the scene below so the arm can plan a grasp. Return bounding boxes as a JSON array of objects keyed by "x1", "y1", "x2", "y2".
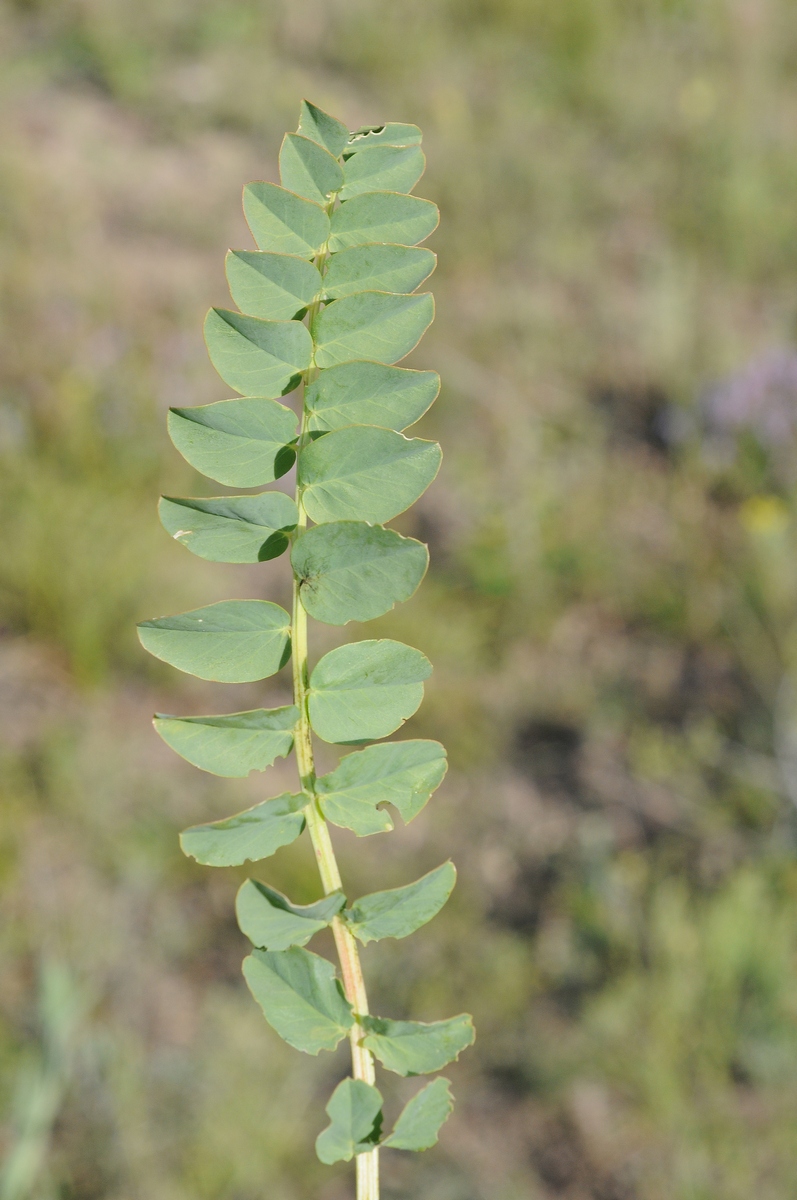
[{"x1": 4, "y1": 1, "x2": 797, "y2": 1197}]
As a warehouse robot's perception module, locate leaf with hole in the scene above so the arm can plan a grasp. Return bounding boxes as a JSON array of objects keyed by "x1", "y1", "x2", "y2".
[
  {"x1": 323, "y1": 244, "x2": 435, "y2": 300},
  {"x1": 316, "y1": 1079, "x2": 384, "y2": 1165},
  {"x1": 180, "y1": 792, "x2": 306, "y2": 866},
  {"x1": 204, "y1": 308, "x2": 312, "y2": 396},
  {"x1": 298, "y1": 99, "x2": 350, "y2": 158},
  {"x1": 313, "y1": 292, "x2": 433, "y2": 368},
  {"x1": 346, "y1": 123, "x2": 422, "y2": 153},
  {"x1": 137, "y1": 599, "x2": 291, "y2": 682},
  {"x1": 154, "y1": 707, "x2": 298, "y2": 777},
  {"x1": 308, "y1": 639, "x2": 431, "y2": 744},
  {"x1": 340, "y1": 145, "x2": 425, "y2": 200},
  {"x1": 305, "y1": 362, "x2": 439, "y2": 432},
  {"x1": 329, "y1": 192, "x2": 439, "y2": 251},
  {"x1": 362, "y1": 1013, "x2": 475, "y2": 1076},
  {"x1": 158, "y1": 492, "x2": 298, "y2": 563},
  {"x1": 279, "y1": 133, "x2": 343, "y2": 204},
  {"x1": 316, "y1": 740, "x2": 447, "y2": 834},
  {"x1": 236, "y1": 880, "x2": 345, "y2": 950},
  {"x1": 382, "y1": 1077, "x2": 453, "y2": 1151},
  {"x1": 226, "y1": 251, "x2": 321, "y2": 320},
  {"x1": 243, "y1": 182, "x2": 329, "y2": 257},
  {"x1": 167, "y1": 397, "x2": 298, "y2": 488},
  {"x1": 292, "y1": 522, "x2": 428, "y2": 625},
  {"x1": 345, "y1": 862, "x2": 455, "y2": 943},
  {"x1": 298, "y1": 426, "x2": 441, "y2": 525},
  {"x1": 243, "y1": 946, "x2": 353, "y2": 1054}
]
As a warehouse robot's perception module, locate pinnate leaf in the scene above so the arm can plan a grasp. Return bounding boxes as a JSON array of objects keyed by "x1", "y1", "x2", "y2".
[
  {"x1": 316, "y1": 739, "x2": 447, "y2": 834},
  {"x1": 309, "y1": 640, "x2": 431, "y2": 745},
  {"x1": 158, "y1": 492, "x2": 298, "y2": 563},
  {"x1": 204, "y1": 308, "x2": 312, "y2": 396},
  {"x1": 236, "y1": 880, "x2": 345, "y2": 950},
  {"x1": 361, "y1": 1013, "x2": 475, "y2": 1076},
  {"x1": 137, "y1": 599, "x2": 291, "y2": 682},
  {"x1": 345, "y1": 862, "x2": 456, "y2": 943},
  {"x1": 279, "y1": 133, "x2": 343, "y2": 204},
  {"x1": 243, "y1": 946, "x2": 353, "y2": 1054},
  {"x1": 243, "y1": 182, "x2": 329, "y2": 257},
  {"x1": 312, "y1": 292, "x2": 434, "y2": 368},
  {"x1": 382, "y1": 1077, "x2": 453, "y2": 1151},
  {"x1": 329, "y1": 192, "x2": 439, "y2": 251},
  {"x1": 167, "y1": 397, "x2": 297, "y2": 488},
  {"x1": 180, "y1": 792, "x2": 306, "y2": 866},
  {"x1": 298, "y1": 100, "x2": 350, "y2": 158},
  {"x1": 154, "y1": 707, "x2": 297, "y2": 777},
  {"x1": 305, "y1": 362, "x2": 439, "y2": 433},
  {"x1": 340, "y1": 145, "x2": 425, "y2": 200},
  {"x1": 226, "y1": 250, "x2": 321, "y2": 320},
  {"x1": 323, "y1": 244, "x2": 435, "y2": 300},
  {"x1": 298, "y1": 426, "x2": 441, "y2": 525},
  {"x1": 291, "y1": 522, "x2": 428, "y2": 625},
  {"x1": 316, "y1": 1079, "x2": 383, "y2": 1165}
]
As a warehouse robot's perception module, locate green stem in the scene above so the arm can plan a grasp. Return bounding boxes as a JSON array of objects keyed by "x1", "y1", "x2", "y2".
[{"x1": 291, "y1": 213, "x2": 379, "y2": 1200}]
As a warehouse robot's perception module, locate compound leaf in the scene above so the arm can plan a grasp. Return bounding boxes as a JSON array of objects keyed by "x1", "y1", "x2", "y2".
[
  {"x1": 292, "y1": 522, "x2": 428, "y2": 625},
  {"x1": 226, "y1": 250, "x2": 321, "y2": 320},
  {"x1": 382, "y1": 1077, "x2": 453, "y2": 1151},
  {"x1": 280, "y1": 133, "x2": 344, "y2": 204},
  {"x1": 167, "y1": 397, "x2": 298, "y2": 488},
  {"x1": 137, "y1": 599, "x2": 291, "y2": 682},
  {"x1": 308, "y1": 639, "x2": 431, "y2": 744},
  {"x1": 346, "y1": 123, "x2": 422, "y2": 153},
  {"x1": 154, "y1": 706, "x2": 298, "y2": 777},
  {"x1": 243, "y1": 946, "x2": 353, "y2": 1054},
  {"x1": 313, "y1": 292, "x2": 434, "y2": 368},
  {"x1": 305, "y1": 362, "x2": 439, "y2": 433},
  {"x1": 236, "y1": 880, "x2": 345, "y2": 950},
  {"x1": 204, "y1": 308, "x2": 312, "y2": 396},
  {"x1": 158, "y1": 492, "x2": 298, "y2": 563},
  {"x1": 316, "y1": 740, "x2": 447, "y2": 834},
  {"x1": 298, "y1": 426, "x2": 441, "y2": 525},
  {"x1": 329, "y1": 192, "x2": 439, "y2": 251},
  {"x1": 316, "y1": 1079, "x2": 383, "y2": 1165},
  {"x1": 345, "y1": 862, "x2": 456, "y2": 943},
  {"x1": 243, "y1": 181, "x2": 329, "y2": 257},
  {"x1": 180, "y1": 791, "x2": 306, "y2": 866},
  {"x1": 340, "y1": 145, "x2": 425, "y2": 200},
  {"x1": 323, "y1": 244, "x2": 435, "y2": 300},
  {"x1": 361, "y1": 1014, "x2": 475, "y2": 1076},
  {"x1": 298, "y1": 100, "x2": 350, "y2": 158}
]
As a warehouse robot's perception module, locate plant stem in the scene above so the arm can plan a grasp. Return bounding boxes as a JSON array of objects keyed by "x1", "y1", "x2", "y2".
[{"x1": 291, "y1": 240, "x2": 379, "y2": 1199}]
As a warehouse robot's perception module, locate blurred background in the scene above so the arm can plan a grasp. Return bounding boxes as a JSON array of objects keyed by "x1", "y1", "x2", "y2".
[{"x1": 3, "y1": 1, "x2": 797, "y2": 1197}]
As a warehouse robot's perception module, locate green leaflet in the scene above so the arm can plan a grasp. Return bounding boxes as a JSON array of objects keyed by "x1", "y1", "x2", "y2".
[
  {"x1": 308, "y1": 639, "x2": 431, "y2": 744},
  {"x1": 298, "y1": 426, "x2": 441, "y2": 525},
  {"x1": 340, "y1": 145, "x2": 425, "y2": 201},
  {"x1": 298, "y1": 99, "x2": 350, "y2": 159},
  {"x1": 279, "y1": 133, "x2": 343, "y2": 204},
  {"x1": 204, "y1": 308, "x2": 312, "y2": 396},
  {"x1": 291, "y1": 522, "x2": 428, "y2": 625},
  {"x1": 345, "y1": 862, "x2": 456, "y2": 943},
  {"x1": 158, "y1": 492, "x2": 298, "y2": 563},
  {"x1": 167, "y1": 397, "x2": 298, "y2": 488},
  {"x1": 323, "y1": 244, "x2": 436, "y2": 300},
  {"x1": 361, "y1": 1014, "x2": 475, "y2": 1076},
  {"x1": 137, "y1": 599, "x2": 291, "y2": 682},
  {"x1": 312, "y1": 292, "x2": 434, "y2": 368},
  {"x1": 329, "y1": 192, "x2": 439, "y2": 251},
  {"x1": 305, "y1": 362, "x2": 440, "y2": 433},
  {"x1": 153, "y1": 707, "x2": 298, "y2": 777},
  {"x1": 236, "y1": 880, "x2": 345, "y2": 950},
  {"x1": 225, "y1": 250, "x2": 321, "y2": 320},
  {"x1": 316, "y1": 740, "x2": 447, "y2": 835},
  {"x1": 243, "y1": 182, "x2": 329, "y2": 257},
  {"x1": 382, "y1": 1078, "x2": 453, "y2": 1152},
  {"x1": 180, "y1": 792, "x2": 306, "y2": 866},
  {"x1": 345, "y1": 123, "x2": 422, "y2": 153},
  {"x1": 316, "y1": 1079, "x2": 383, "y2": 1165},
  {"x1": 242, "y1": 946, "x2": 353, "y2": 1055}
]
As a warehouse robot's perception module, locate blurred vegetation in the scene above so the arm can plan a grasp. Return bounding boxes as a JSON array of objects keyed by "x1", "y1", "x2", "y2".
[{"x1": 3, "y1": 0, "x2": 797, "y2": 1196}]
